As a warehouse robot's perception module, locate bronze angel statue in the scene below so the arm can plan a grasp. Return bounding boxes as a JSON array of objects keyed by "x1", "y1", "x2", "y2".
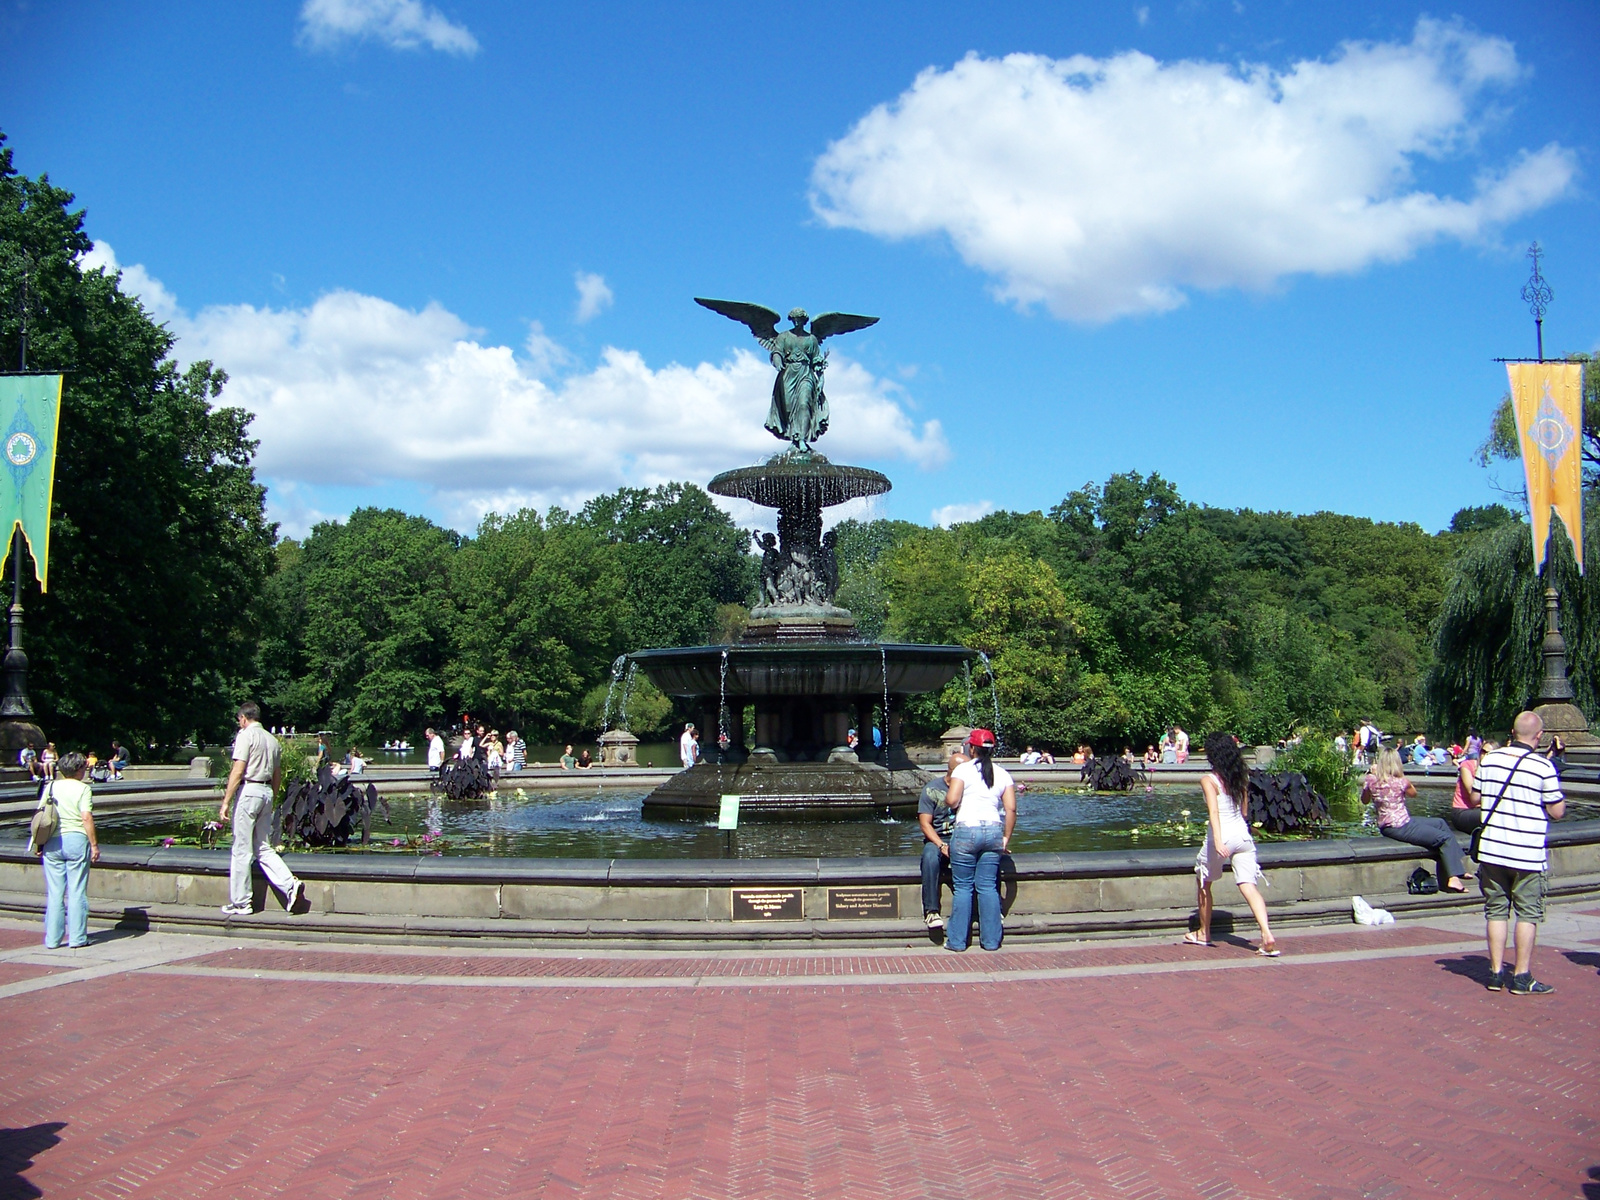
[{"x1": 695, "y1": 298, "x2": 878, "y2": 450}]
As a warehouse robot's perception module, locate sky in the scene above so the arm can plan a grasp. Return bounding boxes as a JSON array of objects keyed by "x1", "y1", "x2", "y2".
[{"x1": 2, "y1": 0, "x2": 1596, "y2": 538}]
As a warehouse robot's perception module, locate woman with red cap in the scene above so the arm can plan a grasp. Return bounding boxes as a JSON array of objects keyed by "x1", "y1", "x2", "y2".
[{"x1": 943, "y1": 728, "x2": 1016, "y2": 951}]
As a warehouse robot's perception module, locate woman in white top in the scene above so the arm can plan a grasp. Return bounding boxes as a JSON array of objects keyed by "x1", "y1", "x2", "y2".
[
  {"x1": 38, "y1": 751, "x2": 98, "y2": 949},
  {"x1": 1185, "y1": 732, "x2": 1279, "y2": 955},
  {"x1": 943, "y1": 728, "x2": 1017, "y2": 951}
]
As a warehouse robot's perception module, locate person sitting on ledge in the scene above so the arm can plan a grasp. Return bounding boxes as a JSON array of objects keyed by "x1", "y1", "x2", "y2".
[
  {"x1": 917, "y1": 751, "x2": 965, "y2": 931},
  {"x1": 1019, "y1": 746, "x2": 1042, "y2": 766},
  {"x1": 560, "y1": 744, "x2": 577, "y2": 770},
  {"x1": 576, "y1": 749, "x2": 593, "y2": 770},
  {"x1": 1363, "y1": 749, "x2": 1467, "y2": 893},
  {"x1": 1143, "y1": 745, "x2": 1160, "y2": 766}
]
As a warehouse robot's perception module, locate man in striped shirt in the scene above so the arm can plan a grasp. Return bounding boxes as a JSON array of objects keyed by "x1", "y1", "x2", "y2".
[{"x1": 1471, "y1": 711, "x2": 1566, "y2": 995}]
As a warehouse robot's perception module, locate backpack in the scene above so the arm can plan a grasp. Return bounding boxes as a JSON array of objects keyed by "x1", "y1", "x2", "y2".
[
  {"x1": 28, "y1": 782, "x2": 59, "y2": 854},
  {"x1": 1406, "y1": 866, "x2": 1438, "y2": 895}
]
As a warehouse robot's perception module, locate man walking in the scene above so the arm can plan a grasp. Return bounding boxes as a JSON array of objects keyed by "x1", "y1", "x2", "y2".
[
  {"x1": 426, "y1": 727, "x2": 445, "y2": 775},
  {"x1": 219, "y1": 702, "x2": 303, "y2": 917},
  {"x1": 679, "y1": 722, "x2": 699, "y2": 769},
  {"x1": 1471, "y1": 710, "x2": 1565, "y2": 995}
]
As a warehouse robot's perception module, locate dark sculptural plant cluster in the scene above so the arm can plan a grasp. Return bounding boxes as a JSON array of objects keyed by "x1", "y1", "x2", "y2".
[
  {"x1": 1080, "y1": 755, "x2": 1147, "y2": 791},
  {"x1": 432, "y1": 755, "x2": 491, "y2": 801},
  {"x1": 1245, "y1": 770, "x2": 1329, "y2": 833},
  {"x1": 276, "y1": 766, "x2": 389, "y2": 848}
]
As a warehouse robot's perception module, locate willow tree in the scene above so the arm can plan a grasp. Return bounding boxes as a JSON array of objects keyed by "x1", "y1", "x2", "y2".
[{"x1": 1426, "y1": 499, "x2": 1596, "y2": 736}]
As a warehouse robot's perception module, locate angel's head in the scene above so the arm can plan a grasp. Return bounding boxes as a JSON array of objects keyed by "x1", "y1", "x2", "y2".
[{"x1": 787, "y1": 307, "x2": 809, "y2": 330}]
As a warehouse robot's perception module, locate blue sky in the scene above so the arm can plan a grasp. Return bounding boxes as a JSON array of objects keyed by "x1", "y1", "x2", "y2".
[{"x1": 2, "y1": 0, "x2": 1596, "y2": 537}]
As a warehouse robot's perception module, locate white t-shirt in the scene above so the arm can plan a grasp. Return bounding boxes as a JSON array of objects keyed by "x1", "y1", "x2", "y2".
[
  {"x1": 1474, "y1": 745, "x2": 1563, "y2": 871},
  {"x1": 1019, "y1": 751, "x2": 1042, "y2": 765},
  {"x1": 951, "y1": 758, "x2": 1014, "y2": 827},
  {"x1": 679, "y1": 730, "x2": 698, "y2": 767},
  {"x1": 428, "y1": 735, "x2": 445, "y2": 768},
  {"x1": 459, "y1": 734, "x2": 475, "y2": 760}
]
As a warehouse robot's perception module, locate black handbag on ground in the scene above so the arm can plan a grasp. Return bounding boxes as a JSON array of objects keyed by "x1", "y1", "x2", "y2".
[{"x1": 1406, "y1": 866, "x2": 1438, "y2": 894}]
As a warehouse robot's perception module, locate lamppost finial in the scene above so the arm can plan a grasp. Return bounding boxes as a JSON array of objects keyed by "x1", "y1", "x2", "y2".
[{"x1": 1520, "y1": 241, "x2": 1553, "y2": 362}]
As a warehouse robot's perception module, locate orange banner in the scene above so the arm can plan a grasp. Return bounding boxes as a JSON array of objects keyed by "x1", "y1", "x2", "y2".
[{"x1": 1507, "y1": 362, "x2": 1584, "y2": 575}]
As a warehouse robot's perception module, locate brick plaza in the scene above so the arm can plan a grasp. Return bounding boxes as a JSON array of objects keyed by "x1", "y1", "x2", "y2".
[{"x1": 0, "y1": 907, "x2": 1597, "y2": 1199}]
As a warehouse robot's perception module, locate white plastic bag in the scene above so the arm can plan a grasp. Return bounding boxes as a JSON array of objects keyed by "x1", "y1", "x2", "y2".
[{"x1": 1352, "y1": 895, "x2": 1395, "y2": 925}]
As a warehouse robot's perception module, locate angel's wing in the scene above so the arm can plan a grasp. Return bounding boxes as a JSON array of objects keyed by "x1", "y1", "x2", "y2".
[
  {"x1": 809, "y1": 312, "x2": 880, "y2": 342},
  {"x1": 694, "y1": 298, "x2": 781, "y2": 342}
]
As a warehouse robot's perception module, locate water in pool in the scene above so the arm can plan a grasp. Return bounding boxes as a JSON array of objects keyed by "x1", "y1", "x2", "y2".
[{"x1": 85, "y1": 784, "x2": 1571, "y2": 859}]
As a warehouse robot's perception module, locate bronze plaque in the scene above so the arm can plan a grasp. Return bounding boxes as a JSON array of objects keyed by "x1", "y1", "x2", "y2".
[
  {"x1": 827, "y1": 886, "x2": 900, "y2": 920},
  {"x1": 731, "y1": 887, "x2": 804, "y2": 921}
]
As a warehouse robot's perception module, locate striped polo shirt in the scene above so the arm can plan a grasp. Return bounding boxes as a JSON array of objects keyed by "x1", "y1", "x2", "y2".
[{"x1": 1473, "y1": 745, "x2": 1562, "y2": 872}]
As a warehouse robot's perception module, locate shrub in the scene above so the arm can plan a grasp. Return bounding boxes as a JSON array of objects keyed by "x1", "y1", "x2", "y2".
[{"x1": 1245, "y1": 770, "x2": 1329, "y2": 833}]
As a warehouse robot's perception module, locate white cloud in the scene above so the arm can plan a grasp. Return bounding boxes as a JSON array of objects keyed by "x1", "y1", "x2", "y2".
[
  {"x1": 79, "y1": 242, "x2": 180, "y2": 325},
  {"x1": 811, "y1": 18, "x2": 1576, "y2": 322},
  {"x1": 82, "y1": 247, "x2": 949, "y2": 531},
  {"x1": 298, "y1": 0, "x2": 478, "y2": 56},
  {"x1": 932, "y1": 500, "x2": 994, "y2": 527},
  {"x1": 574, "y1": 272, "x2": 614, "y2": 323}
]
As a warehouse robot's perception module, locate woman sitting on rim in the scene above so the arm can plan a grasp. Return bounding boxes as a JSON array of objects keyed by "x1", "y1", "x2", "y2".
[
  {"x1": 943, "y1": 728, "x2": 1016, "y2": 952},
  {"x1": 1362, "y1": 748, "x2": 1467, "y2": 892}
]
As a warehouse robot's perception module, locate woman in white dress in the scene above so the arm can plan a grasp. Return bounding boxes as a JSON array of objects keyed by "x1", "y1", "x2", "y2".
[{"x1": 1184, "y1": 731, "x2": 1279, "y2": 955}]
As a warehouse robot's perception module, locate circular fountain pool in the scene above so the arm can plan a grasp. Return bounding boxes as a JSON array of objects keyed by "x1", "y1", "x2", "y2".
[{"x1": 86, "y1": 785, "x2": 1584, "y2": 859}]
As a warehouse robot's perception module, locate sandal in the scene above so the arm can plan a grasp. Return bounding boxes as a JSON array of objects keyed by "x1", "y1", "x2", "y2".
[
  {"x1": 1256, "y1": 941, "x2": 1281, "y2": 957},
  {"x1": 1182, "y1": 932, "x2": 1211, "y2": 947}
]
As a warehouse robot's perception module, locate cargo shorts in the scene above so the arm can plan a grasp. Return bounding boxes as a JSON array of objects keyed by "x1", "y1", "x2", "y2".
[{"x1": 1479, "y1": 861, "x2": 1547, "y2": 924}]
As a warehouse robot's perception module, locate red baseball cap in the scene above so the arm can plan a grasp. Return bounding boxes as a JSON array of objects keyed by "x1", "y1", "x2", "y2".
[{"x1": 966, "y1": 728, "x2": 997, "y2": 749}]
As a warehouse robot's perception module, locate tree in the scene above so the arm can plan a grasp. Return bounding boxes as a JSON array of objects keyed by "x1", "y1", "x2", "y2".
[
  {"x1": 448, "y1": 509, "x2": 625, "y2": 739},
  {"x1": 0, "y1": 134, "x2": 275, "y2": 749},
  {"x1": 577, "y1": 484, "x2": 753, "y2": 649},
  {"x1": 284, "y1": 508, "x2": 458, "y2": 743}
]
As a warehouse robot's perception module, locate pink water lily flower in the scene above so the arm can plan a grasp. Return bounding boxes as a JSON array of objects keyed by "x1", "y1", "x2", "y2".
[{"x1": 391, "y1": 838, "x2": 404, "y2": 846}]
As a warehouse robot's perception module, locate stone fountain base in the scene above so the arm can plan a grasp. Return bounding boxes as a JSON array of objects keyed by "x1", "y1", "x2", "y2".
[{"x1": 642, "y1": 759, "x2": 930, "y2": 818}]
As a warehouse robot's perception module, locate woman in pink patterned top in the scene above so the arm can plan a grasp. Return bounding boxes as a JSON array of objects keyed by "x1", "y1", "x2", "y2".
[{"x1": 1361, "y1": 749, "x2": 1467, "y2": 892}]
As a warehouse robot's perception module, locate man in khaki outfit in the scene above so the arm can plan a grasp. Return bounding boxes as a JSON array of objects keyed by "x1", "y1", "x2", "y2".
[{"x1": 219, "y1": 701, "x2": 303, "y2": 916}]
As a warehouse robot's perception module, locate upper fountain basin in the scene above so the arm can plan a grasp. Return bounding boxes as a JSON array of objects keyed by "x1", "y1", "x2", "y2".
[
  {"x1": 629, "y1": 643, "x2": 973, "y2": 698},
  {"x1": 707, "y1": 454, "x2": 890, "y2": 511}
]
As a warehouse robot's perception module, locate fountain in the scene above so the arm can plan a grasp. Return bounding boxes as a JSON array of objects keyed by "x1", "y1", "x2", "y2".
[{"x1": 632, "y1": 299, "x2": 972, "y2": 816}]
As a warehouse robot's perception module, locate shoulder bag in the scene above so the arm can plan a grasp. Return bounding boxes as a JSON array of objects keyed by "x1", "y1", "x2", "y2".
[{"x1": 28, "y1": 782, "x2": 58, "y2": 855}]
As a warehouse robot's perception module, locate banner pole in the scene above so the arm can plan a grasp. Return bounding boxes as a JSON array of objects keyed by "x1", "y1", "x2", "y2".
[{"x1": 0, "y1": 527, "x2": 33, "y2": 721}]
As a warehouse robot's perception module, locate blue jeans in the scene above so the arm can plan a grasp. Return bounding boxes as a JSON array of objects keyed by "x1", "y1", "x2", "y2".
[
  {"x1": 42, "y1": 831, "x2": 90, "y2": 948},
  {"x1": 920, "y1": 840, "x2": 951, "y2": 915},
  {"x1": 947, "y1": 824, "x2": 1005, "y2": 950}
]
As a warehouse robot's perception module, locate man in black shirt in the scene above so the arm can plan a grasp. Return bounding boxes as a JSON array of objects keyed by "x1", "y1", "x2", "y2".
[{"x1": 917, "y1": 752, "x2": 965, "y2": 930}]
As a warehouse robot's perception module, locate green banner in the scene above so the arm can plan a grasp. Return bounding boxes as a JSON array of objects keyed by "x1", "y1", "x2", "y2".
[{"x1": 0, "y1": 375, "x2": 63, "y2": 592}]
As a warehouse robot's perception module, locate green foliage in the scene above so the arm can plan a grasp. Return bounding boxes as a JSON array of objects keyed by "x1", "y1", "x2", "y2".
[
  {"x1": 1427, "y1": 499, "x2": 1596, "y2": 736},
  {"x1": 1273, "y1": 733, "x2": 1360, "y2": 820},
  {"x1": 0, "y1": 134, "x2": 276, "y2": 750},
  {"x1": 448, "y1": 509, "x2": 624, "y2": 740},
  {"x1": 577, "y1": 484, "x2": 753, "y2": 648},
  {"x1": 1448, "y1": 504, "x2": 1520, "y2": 535},
  {"x1": 272, "y1": 508, "x2": 459, "y2": 743}
]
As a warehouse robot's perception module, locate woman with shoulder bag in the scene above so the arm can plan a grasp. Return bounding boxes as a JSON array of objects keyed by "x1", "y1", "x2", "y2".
[{"x1": 38, "y1": 751, "x2": 99, "y2": 949}]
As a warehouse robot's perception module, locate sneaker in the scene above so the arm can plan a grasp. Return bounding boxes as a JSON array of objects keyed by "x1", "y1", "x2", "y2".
[
  {"x1": 1485, "y1": 966, "x2": 1510, "y2": 992},
  {"x1": 1508, "y1": 973, "x2": 1554, "y2": 996},
  {"x1": 924, "y1": 911, "x2": 944, "y2": 930},
  {"x1": 219, "y1": 902, "x2": 251, "y2": 916},
  {"x1": 284, "y1": 880, "x2": 304, "y2": 912}
]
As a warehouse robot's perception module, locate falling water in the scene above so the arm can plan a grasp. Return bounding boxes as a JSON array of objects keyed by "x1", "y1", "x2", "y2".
[
  {"x1": 598, "y1": 654, "x2": 629, "y2": 739},
  {"x1": 618, "y1": 661, "x2": 638, "y2": 732},
  {"x1": 717, "y1": 648, "x2": 730, "y2": 765},
  {"x1": 962, "y1": 660, "x2": 975, "y2": 728},
  {"x1": 879, "y1": 644, "x2": 890, "y2": 767},
  {"x1": 976, "y1": 650, "x2": 1003, "y2": 750}
]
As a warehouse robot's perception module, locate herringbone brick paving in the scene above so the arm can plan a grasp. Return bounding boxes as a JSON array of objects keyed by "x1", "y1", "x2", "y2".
[
  {"x1": 184, "y1": 923, "x2": 1475, "y2": 980},
  {"x1": 1, "y1": 919, "x2": 1596, "y2": 1199}
]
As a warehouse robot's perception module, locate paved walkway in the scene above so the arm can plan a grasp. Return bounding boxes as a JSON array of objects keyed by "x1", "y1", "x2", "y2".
[{"x1": 0, "y1": 906, "x2": 1597, "y2": 1199}]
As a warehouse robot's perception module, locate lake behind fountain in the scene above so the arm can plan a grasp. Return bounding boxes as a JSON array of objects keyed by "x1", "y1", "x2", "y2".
[{"x1": 88, "y1": 785, "x2": 1568, "y2": 859}]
